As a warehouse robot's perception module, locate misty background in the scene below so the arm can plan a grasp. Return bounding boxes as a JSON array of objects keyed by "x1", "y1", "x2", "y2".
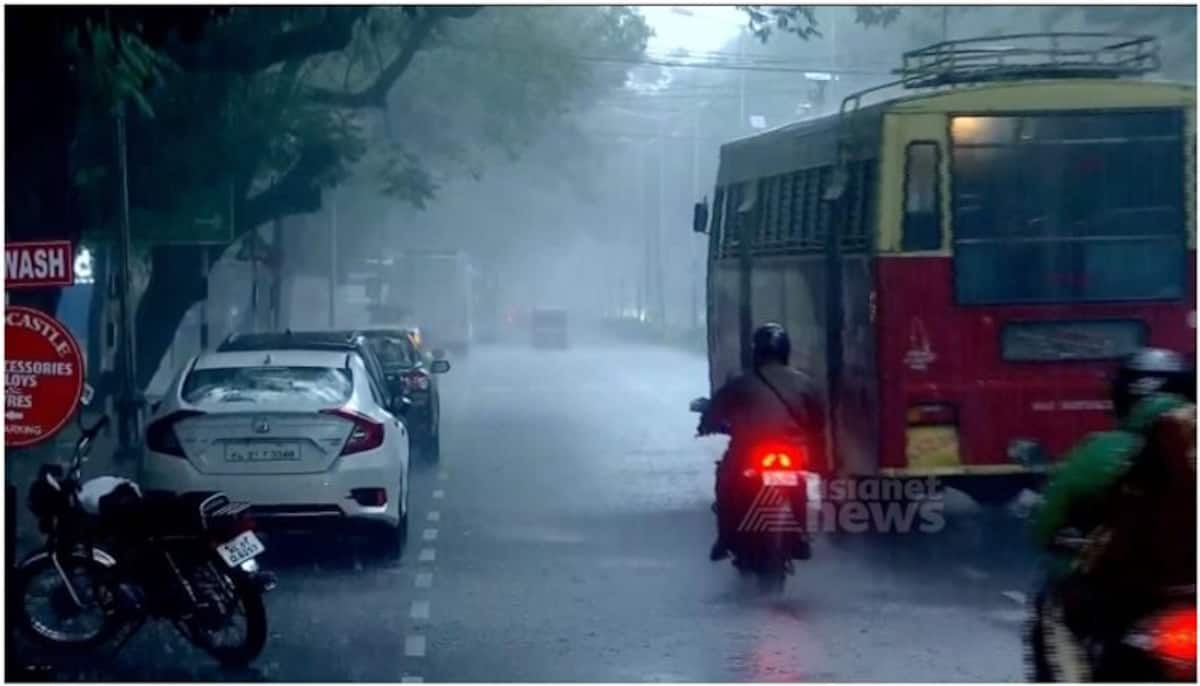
[{"x1": 28, "y1": 5, "x2": 1191, "y2": 394}]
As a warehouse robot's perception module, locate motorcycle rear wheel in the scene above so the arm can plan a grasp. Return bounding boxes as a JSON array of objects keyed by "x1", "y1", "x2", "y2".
[
  {"x1": 179, "y1": 559, "x2": 267, "y2": 667},
  {"x1": 756, "y1": 532, "x2": 789, "y2": 594}
]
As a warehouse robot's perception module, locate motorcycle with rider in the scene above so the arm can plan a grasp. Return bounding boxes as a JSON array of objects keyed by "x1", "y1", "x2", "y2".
[
  {"x1": 1028, "y1": 347, "x2": 1197, "y2": 681},
  {"x1": 691, "y1": 323, "x2": 824, "y2": 591}
]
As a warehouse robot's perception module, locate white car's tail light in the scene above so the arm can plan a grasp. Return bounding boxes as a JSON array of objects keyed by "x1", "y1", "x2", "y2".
[
  {"x1": 321, "y1": 408, "x2": 385, "y2": 456},
  {"x1": 145, "y1": 410, "x2": 206, "y2": 458}
]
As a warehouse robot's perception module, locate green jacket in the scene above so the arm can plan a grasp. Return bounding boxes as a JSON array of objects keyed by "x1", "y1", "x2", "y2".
[{"x1": 1033, "y1": 393, "x2": 1190, "y2": 575}]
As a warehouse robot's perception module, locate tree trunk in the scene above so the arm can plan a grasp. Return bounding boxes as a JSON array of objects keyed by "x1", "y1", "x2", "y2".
[
  {"x1": 109, "y1": 245, "x2": 209, "y2": 394},
  {"x1": 85, "y1": 244, "x2": 111, "y2": 376}
]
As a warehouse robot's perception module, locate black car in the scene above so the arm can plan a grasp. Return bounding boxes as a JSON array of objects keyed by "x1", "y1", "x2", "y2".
[{"x1": 357, "y1": 328, "x2": 451, "y2": 460}]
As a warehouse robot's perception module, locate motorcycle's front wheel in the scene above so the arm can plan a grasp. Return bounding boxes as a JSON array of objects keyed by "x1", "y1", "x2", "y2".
[
  {"x1": 177, "y1": 558, "x2": 267, "y2": 667},
  {"x1": 14, "y1": 549, "x2": 125, "y2": 650}
]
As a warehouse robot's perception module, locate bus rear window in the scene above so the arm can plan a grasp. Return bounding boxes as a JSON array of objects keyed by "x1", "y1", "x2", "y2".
[
  {"x1": 1001, "y1": 320, "x2": 1146, "y2": 362},
  {"x1": 950, "y1": 110, "x2": 1185, "y2": 304}
]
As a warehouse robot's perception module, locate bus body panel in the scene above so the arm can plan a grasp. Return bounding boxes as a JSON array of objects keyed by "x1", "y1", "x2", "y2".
[{"x1": 876, "y1": 256, "x2": 1196, "y2": 473}]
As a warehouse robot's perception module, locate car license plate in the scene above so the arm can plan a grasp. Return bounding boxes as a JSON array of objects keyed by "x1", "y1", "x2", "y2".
[
  {"x1": 216, "y1": 531, "x2": 265, "y2": 568},
  {"x1": 762, "y1": 471, "x2": 800, "y2": 487},
  {"x1": 224, "y1": 442, "x2": 301, "y2": 463}
]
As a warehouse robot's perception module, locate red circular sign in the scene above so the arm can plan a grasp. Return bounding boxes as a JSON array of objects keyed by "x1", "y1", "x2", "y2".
[{"x1": 5, "y1": 306, "x2": 84, "y2": 448}]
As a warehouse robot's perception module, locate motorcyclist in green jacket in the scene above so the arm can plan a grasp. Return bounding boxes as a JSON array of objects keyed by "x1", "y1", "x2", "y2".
[
  {"x1": 1028, "y1": 348, "x2": 1195, "y2": 681},
  {"x1": 1033, "y1": 348, "x2": 1194, "y2": 575}
]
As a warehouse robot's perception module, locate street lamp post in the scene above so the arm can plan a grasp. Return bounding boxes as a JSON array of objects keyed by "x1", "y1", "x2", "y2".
[{"x1": 113, "y1": 105, "x2": 141, "y2": 458}]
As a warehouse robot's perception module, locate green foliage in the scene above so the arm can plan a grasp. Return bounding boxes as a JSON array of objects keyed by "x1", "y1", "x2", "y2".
[
  {"x1": 738, "y1": 5, "x2": 901, "y2": 43},
  {"x1": 64, "y1": 19, "x2": 176, "y2": 117},
  {"x1": 62, "y1": 5, "x2": 650, "y2": 258}
]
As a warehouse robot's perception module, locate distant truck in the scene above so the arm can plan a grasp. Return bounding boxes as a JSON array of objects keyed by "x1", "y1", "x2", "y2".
[{"x1": 379, "y1": 252, "x2": 474, "y2": 356}]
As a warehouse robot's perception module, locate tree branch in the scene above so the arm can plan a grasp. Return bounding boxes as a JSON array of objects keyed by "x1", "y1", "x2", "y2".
[
  {"x1": 240, "y1": 141, "x2": 339, "y2": 231},
  {"x1": 171, "y1": 7, "x2": 369, "y2": 73},
  {"x1": 307, "y1": 13, "x2": 440, "y2": 108}
]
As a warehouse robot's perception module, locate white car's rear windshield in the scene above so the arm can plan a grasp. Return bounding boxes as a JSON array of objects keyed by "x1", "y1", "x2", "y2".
[{"x1": 182, "y1": 366, "x2": 352, "y2": 405}]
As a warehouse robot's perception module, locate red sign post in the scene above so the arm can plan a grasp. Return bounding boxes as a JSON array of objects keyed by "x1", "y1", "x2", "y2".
[
  {"x1": 5, "y1": 240, "x2": 74, "y2": 289},
  {"x1": 5, "y1": 306, "x2": 84, "y2": 448}
]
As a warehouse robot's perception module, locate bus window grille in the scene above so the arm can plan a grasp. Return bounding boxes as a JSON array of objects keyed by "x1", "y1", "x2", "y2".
[
  {"x1": 813, "y1": 167, "x2": 833, "y2": 247},
  {"x1": 759, "y1": 176, "x2": 777, "y2": 247},
  {"x1": 802, "y1": 169, "x2": 820, "y2": 248},
  {"x1": 779, "y1": 173, "x2": 796, "y2": 245}
]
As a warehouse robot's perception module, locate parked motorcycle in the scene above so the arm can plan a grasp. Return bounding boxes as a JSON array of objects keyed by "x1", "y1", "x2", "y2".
[
  {"x1": 13, "y1": 409, "x2": 275, "y2": 667},
  {"x1": 691, "y1": 397, "x2": 811, "y2": 593}
]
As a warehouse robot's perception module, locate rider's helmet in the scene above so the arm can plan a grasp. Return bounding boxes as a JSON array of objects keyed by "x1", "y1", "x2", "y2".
[
  {"x1": 1112, "y1": 347, "x2": 1195, "y2": 418},
  {"x1": 752, "y1": 322, "x2": 791, "y2": 369}
]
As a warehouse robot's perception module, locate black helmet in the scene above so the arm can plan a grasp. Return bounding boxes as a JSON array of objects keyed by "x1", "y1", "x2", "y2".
[
  {"x1": 752, "y1": 322, "x2": 791, "y2": 368},
  {"x1": 1112, "y1": 347, "x2": 1194, "y2": 417}
]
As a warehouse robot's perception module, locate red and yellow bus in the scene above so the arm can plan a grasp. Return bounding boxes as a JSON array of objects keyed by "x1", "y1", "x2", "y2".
[{"x1": 696, "y1": 35, "x2": 1195, "y2": 501}]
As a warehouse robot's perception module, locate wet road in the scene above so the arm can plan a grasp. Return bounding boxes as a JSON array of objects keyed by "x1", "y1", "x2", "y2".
[{"x1": 21, "y1": 342, "x2": 1041, "y2": 681}]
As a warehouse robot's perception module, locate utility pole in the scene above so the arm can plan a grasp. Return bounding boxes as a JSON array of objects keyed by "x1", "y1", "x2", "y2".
[
  {"x1": 941, "y1": 6, "x2": 949, "y2": 42},
  {"x1": 113, "y1": 105, "x2": 140, "y2": 457},
  {"x1": 271, "y1": 217, "x2": 282, "y2": 331},
  {"x1": 737, "y1": 28, "x2": 747, "y2": 132},
  {"x1": 654, "y1": 115, "x2": 667, "y2": 328},
  {"x1": 329, "y1": 191, "x2": 338, "y2": 329},
  {"x1": 691, "y1": 108, "x2": 702, "y2": 330},
  {"x1": 199, "y1": 248, "x2": 209, "y2": 348},
  {"x1": 638, "y1": 146, "x2": 650, "y2": 321},
  {"x1": 250, "y1": 228, "x2": 258, "y2": 332}
]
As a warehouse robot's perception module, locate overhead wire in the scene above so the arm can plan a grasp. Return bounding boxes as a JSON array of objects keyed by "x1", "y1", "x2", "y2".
[{"x1": 440, "y1": 40, "x2": 893, "y2": 76}]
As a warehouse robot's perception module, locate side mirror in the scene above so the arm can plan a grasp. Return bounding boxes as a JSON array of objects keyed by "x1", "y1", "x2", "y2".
[
  {"x1": 692, "y1": 199, "x2": 710, "y2": 234},
  {"x1": 689, "y1": 397, "x2": 711, "y2": 414},
  {"x1": 430, "y1": 359, "x2": 451, "y2": 375}
]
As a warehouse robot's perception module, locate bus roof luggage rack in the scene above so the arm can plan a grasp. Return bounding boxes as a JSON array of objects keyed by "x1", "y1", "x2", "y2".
[{"x1": 895, "y1": 33, "x2": 1160, "y2": 89}]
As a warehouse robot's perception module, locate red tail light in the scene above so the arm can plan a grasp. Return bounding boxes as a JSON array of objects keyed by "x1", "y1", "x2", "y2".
[
  {"x1": 145, "y1": 410, "x2": 206, "y2": 458},
  {"x1": 404, "y1": 370, "x2": 431, "y2": 392},
  {"x1": 237, "y1": 514, "x2": 258, "y2": 534},
  {"x1": 322, "y1": 409, "x2": 385, "y2": 456},
  {"x1": 755, "y1": 444, "x2": 808, "y2": 470},
  {"x1": 1141, "y1": 605, "x2": 1197, "y2": 677}
]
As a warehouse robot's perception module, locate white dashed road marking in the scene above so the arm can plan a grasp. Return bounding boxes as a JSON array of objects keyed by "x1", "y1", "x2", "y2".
[
  {"x1": 959, "y1": 565, "x2": 988, "y2": 581},
  {"x1": 1002, "y1": 590, "x2": 1028, "y2": 605},
  {"x1": 423, "y1": 528, "x2": 439, "y2": 541},
  {"x1": 411, "y1": 600, "x2": 431, "y2": 620},
  {"x1": 419, "y1": 548, "x2": 436, "y2": 562},
  {"x1": 405, "y1": 635, "x2": 427, "y2": 658},
  {"x1": 415, "y1": 572, "x2": 434, "y2": 589},
  {"x1": 432, "y1": 490, "x2": 445, "y2": 499},
  {"x1": 427, "y1": 511, "x2": 441, "y2": 522},
  {"x1": 402, "y1": 676, "x2": 424, "y2": 683},
  {"x1": 438, "y1": 471, "x2": 449, "y2": 481}
]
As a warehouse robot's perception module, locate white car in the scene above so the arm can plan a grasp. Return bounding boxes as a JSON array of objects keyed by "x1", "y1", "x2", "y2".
[{"x1": 139, "y1": 348, "x2": 410, "y2": 553}]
